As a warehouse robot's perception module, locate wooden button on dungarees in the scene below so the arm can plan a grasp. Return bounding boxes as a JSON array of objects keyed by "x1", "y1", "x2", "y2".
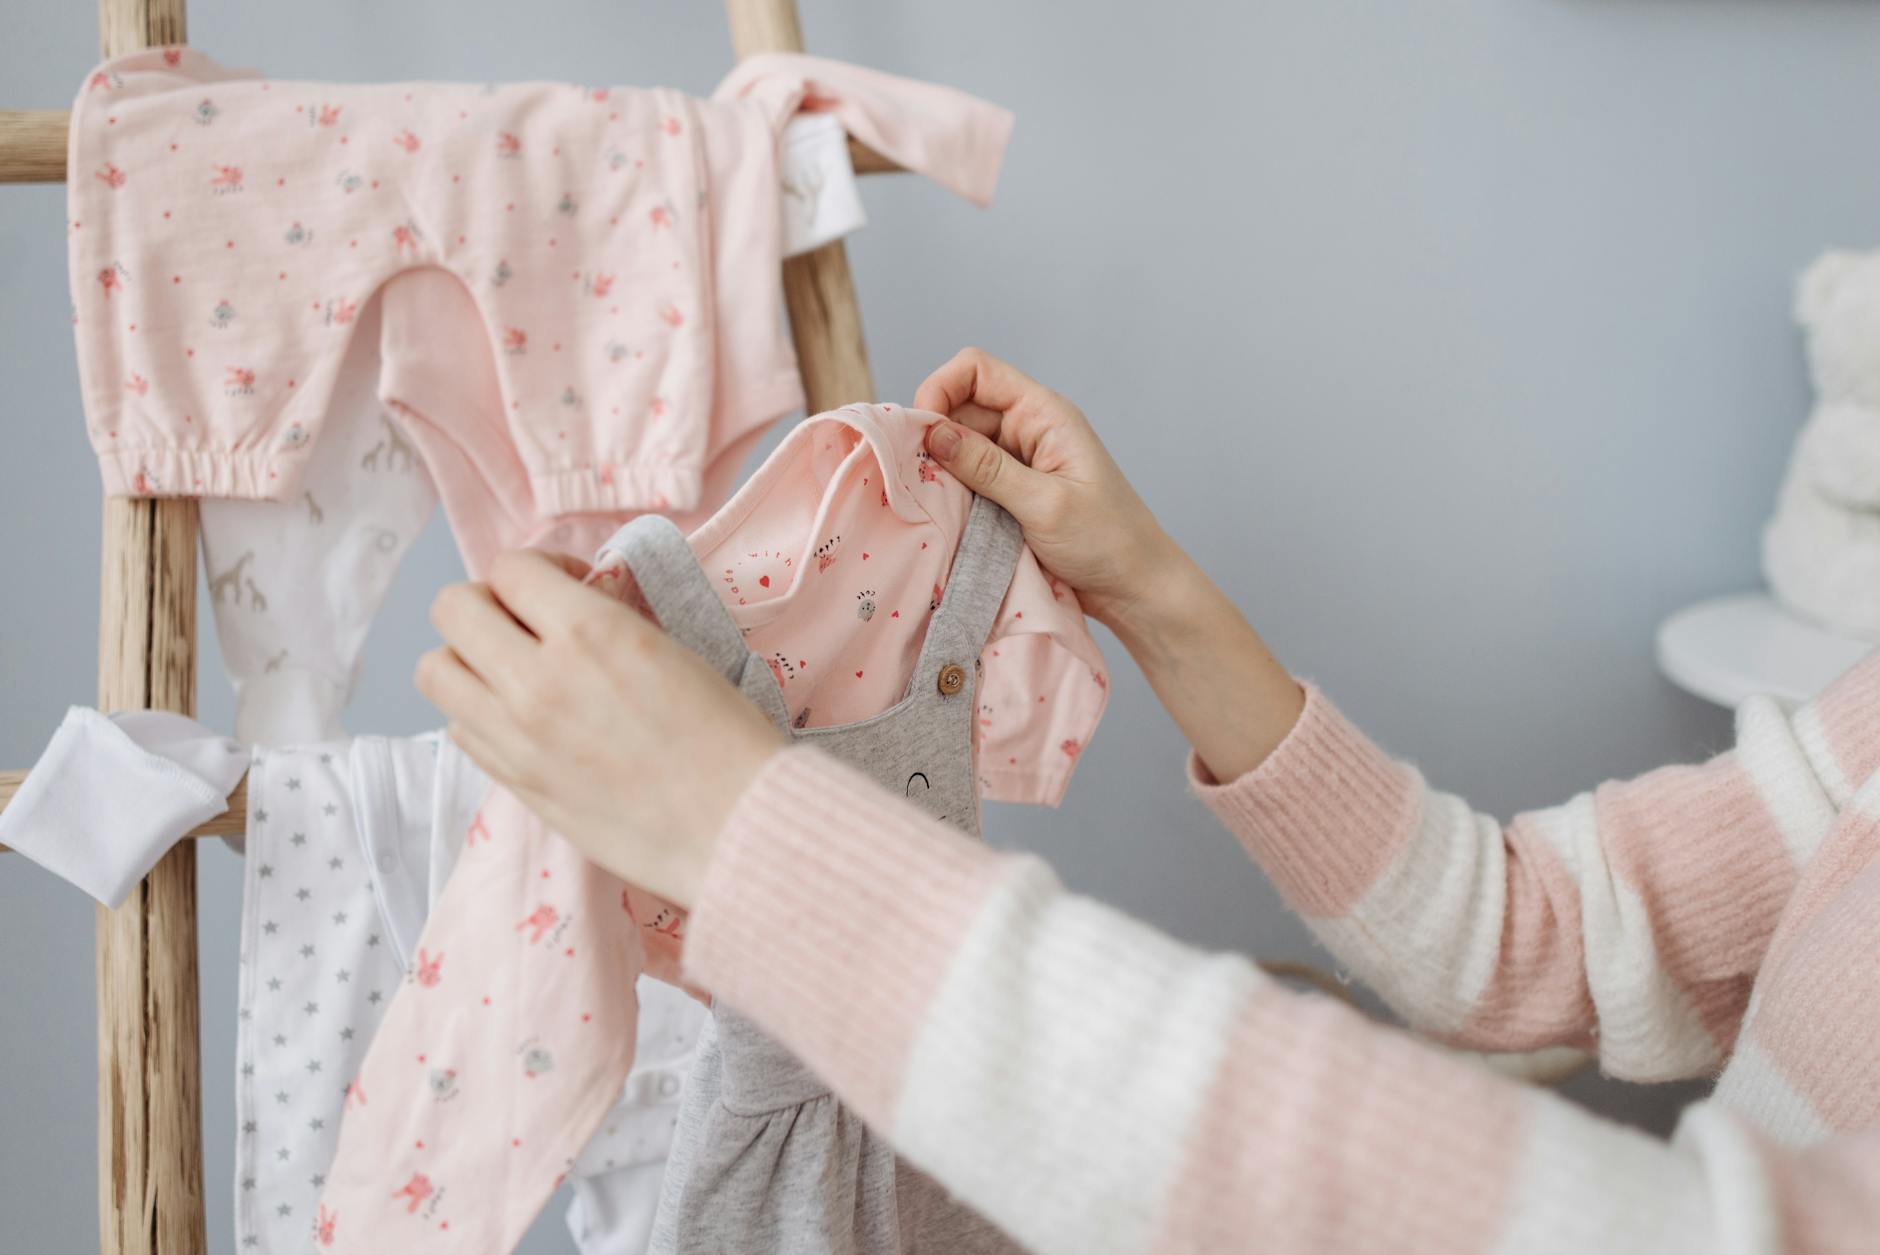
[{"x1": 936, "y1": 662, "x2": 967, "y2": 696}]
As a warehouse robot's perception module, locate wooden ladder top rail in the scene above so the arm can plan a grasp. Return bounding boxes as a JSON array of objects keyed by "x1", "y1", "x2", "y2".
[{"x1": 0, "y1": 0, "x2": 892, "y2": 1251}]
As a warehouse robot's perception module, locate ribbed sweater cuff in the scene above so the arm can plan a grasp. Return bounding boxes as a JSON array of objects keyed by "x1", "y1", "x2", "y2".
[
  {"x1": 1186, "y1": 683, "x2": 1420, "y2": 917},
  {"x1": 683, "y1": 745, "x2": 1014, "y2": 1124}
]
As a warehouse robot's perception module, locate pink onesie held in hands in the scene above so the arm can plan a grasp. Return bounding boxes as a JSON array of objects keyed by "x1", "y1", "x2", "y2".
[{"x1": 317, "y1": 405, "x2": 1106, "y2": 1252}]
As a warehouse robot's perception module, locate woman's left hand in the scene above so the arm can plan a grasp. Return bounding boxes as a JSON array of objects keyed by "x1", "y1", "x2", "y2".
[{"x1": 416, "y1": 548, "x2": 784, "y2": 908}]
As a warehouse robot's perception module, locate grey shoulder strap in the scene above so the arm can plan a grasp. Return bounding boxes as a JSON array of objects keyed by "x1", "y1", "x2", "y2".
[
  {"x1": 591, "y1": 516, "x2": 791, "y2": 728},
  {"x1": 909, "y1": 496, "x2": 1026, "y2": 686}
]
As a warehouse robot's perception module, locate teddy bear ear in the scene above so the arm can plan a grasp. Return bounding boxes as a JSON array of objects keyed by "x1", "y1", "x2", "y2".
[{"x1": 1796, "y1": 250, "x2": 1862, "y2": 326}]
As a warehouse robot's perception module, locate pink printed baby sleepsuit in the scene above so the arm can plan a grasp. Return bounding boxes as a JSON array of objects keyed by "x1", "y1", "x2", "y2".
[
  {"x1": 316, "y1": 404, "x2": 1109, "y2": 1252},
  {"x1": 68, "y1": 46, "x2": 1012, "y2": 570}
]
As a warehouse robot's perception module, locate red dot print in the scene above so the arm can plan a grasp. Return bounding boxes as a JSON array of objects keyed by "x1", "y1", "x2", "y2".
[
  {"x1": 340, "y1": 136, "x2": 349, "y2": 145},
  {"x1": 107, "y1": 116, "x2": 116, "y2": 125},
  {"x1": 440, "y1": 1222, "x2": 450, "y2": 1231},
  {"x1": 540, "y1": 868, "x2": 551, "y2": 878},
  {"x1": 278, "y1": 272, "x2": 286, "y2": 280},
  {"x1": 128, "y1": 324, "x2": 137, "y2": 332},
  {"x1": 799, "y1": 661, "x2": 808, "y2": 669},
  {"x1": 169, "y1": 143, "x2": 177, "y2": 152},
  {"x1": 185, "y1": 348, "x2": 193, "y2": 357},
  {"x1": 370, "y1": 180, "x2": 379, "y2": 189},
  {"x1": 171, "y1": 275, "x2": 180, "y2": 284},
  {"x1": 891, "y1": 611, "x2": 900, "y2": 619},
  {"x1": 548, "y1": 238, "x2": 558, "y2": 248},
  {"x1": 511, "y1": 1138, "x2": 521, "y2": 1147},
  {"x1": 581, "y1": 1013, "x2": 592, "y2": 1023},
  {"x1": 417, "y1": 1054, "x2": 426, "y2": 1063},
  {"x1": 225, "y1": 240, "x2": 234, "y2": 249},
  {"x1": 564, "y1": 947, "x2": 574, "y2": 957},
  {"x1": 1010, "y1": 757, "x2": 1017, "y2": 765},
  {"x1": 862, "y1": 552, "x2": 871, "y2": 560},
  {"x1": 416, "y1": 1140, "x2": 425, "y2": 1149},
  {"x1": 482, "y1": 996, "x2": 491, "y2": 1006},
  {"x1": 1014, "y1": 612, "x2": 1023, "y2": 619},
  {"x1": 277, "y1": 177, "x2": 284, "y2": 187},
  {"x1": 506, "y1": 202, "x2": 515, "y2": 212},
  {"x1": 452, "y1": 173, "x2": 461, "y2": 184},
  {"x1": 458, "y1": 235, "x2": 466, "y2": 244},
  {"x1": 350, "y1": 239, "x2": 358, "y2": 248},
  {"x1": 856, "y1": 670, "x2": 865, "y2": 679},
  {"x1": 921, "y1": 542, "x2": 928, "y2": 549},
  {"x1": 162, "y1": 211, "x2": 170, "y2": 219},
  {"x1": 287, "y1": 380, "x2": 295, "y2": 389}
]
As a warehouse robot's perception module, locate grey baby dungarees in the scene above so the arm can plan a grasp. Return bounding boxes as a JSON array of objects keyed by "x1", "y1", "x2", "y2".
[{"x1": 595, "y1": 496, "x2": 1028, "y2": 1255}]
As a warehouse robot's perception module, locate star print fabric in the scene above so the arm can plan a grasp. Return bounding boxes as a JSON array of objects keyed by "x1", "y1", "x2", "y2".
[{"x1": 236, "y1": 740, "x2": 431, "y2": 1252}]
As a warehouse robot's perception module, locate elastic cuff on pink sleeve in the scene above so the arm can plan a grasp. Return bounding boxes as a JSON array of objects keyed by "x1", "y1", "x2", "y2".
[
  {"x1": 1186, "y1": 683, "x2": 1420, "y2": 918},
  {"x1": 684, "y1": 745, "x2": 1013, "y2": 1123},
  {"x1": 94, "y1": 444, "x2": 288, "y2": 499}
]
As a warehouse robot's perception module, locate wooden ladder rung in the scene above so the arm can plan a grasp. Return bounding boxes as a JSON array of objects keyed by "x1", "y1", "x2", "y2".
[{"x1": 0, "y1": 108, "x2": 902, "y2": 185}]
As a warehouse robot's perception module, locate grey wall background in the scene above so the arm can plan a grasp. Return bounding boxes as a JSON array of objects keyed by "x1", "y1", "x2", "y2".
[{"x1": 4, "y1": 1, "x2": 1874, "y2": 1250}]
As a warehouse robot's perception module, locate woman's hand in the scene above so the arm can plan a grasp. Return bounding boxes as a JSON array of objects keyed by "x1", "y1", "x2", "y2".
[
  {"x1": 916, "y1": 348, "x2": 1186, "y2": 631},
  {"x1": 918, "y1": 348, "x2": 1305, "y2": 783},
  {"x1": 416, "y1": 549, "x2": 783, "y2": 908}
]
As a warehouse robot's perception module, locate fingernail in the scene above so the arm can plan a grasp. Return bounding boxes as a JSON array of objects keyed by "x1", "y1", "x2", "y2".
[{"x1": 927, "y1": 421, "x2": 961, "y2": 461}]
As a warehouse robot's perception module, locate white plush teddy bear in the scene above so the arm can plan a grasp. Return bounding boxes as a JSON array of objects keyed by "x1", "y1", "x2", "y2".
[{"x1": 1762, "y1": 248, "x2": 1880, "y2": 638}]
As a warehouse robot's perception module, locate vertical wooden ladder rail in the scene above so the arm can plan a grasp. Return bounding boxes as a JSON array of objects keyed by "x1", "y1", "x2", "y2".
[
  {"x1": 91, "y1": 2, "x2": 205, "y2": 1253},
  {"x1": 725, "y1": 0, "x2": 881, "y2": 410}
]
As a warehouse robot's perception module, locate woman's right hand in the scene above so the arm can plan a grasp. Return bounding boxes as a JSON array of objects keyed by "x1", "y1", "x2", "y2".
[{"x1": 916, "y1": 348, "x2": 1186, "y2": 631}]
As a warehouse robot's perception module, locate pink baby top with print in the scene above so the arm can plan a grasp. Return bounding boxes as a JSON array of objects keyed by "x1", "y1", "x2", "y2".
[
  {"x1": 318, "y1": 405, "x2": 1106, "y2": 1251},
  {"x1": 66, "y1": 47, "x2": 1012, "y2": 514},
  {"x1": 679, "y1": 401, "x2": 1107, "y2": 804}
]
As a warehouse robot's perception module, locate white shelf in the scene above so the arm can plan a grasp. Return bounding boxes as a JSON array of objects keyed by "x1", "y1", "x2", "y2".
[{"x1": 1656, "y1": 592, "x2": 1872, "y2": 709}]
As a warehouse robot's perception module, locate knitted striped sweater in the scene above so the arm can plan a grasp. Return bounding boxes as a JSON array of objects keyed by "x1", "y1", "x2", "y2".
[{"x1": 681, "y1": 650, "x2": 1880, "y2": 1254}]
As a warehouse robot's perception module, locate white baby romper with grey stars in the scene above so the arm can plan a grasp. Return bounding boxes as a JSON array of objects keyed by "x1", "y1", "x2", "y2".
[
  {"x1": 234, "y1": 731, "x2": 705, "y2": 1254},
  {"x1": 234, "y1": 734, "x2": 483, "y2": 1251}
]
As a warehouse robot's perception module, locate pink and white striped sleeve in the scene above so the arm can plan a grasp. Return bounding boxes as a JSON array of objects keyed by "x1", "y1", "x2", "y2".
[
  {"x1": 681, "y1": 745, "x2": 1880, "y2": 1255},
  {"x1": 1189, "y1": 653, "x2": 1880, "y2": 1081}
]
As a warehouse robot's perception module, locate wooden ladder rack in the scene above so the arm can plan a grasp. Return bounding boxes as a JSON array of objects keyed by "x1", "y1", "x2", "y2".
[{"x1": 0, "y1": 1, "x2": 892, "y2": 1249}]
